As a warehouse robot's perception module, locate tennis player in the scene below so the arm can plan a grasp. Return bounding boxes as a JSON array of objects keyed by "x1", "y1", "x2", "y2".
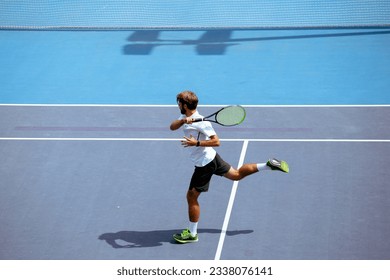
[{"x1": 170, "y1": 90, "x2": 289, "y2": 243}]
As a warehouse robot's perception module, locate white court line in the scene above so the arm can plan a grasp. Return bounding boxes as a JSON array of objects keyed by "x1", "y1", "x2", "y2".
[
  {"x1": 0, "y1": 104, "x2": 180, "y2": 107},
  {"x1": 0, "y1": 137, "x2": 182, "y2": 141},
  {"x1": 215, "y1": 140, "x2": 249, "y2": 261},
  {"x1": 0, "y1": 137, "x2": 389, "y2": 142},
  {"x1": 0, "y1": 104, "x2": 390, "y2": 107}
]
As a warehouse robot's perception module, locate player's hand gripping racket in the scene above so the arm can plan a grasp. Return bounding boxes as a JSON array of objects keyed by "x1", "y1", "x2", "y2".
[{"x1": 192, "y1": 105, "x2": 246, "y2": 126}]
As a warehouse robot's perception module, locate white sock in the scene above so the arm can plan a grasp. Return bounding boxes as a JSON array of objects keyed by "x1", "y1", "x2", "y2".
[
  {"x1": 257, "y1": 163, "x2": 272, "y2": 171},
  {"x1": 189, "y1": 222, "x2": 198, "y2": 236}
]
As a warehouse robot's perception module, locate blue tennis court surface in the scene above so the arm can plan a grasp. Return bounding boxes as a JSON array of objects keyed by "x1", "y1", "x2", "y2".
[
  {"x1": 1, "y1": 3, "x2": 390, "y2": 261},
  {"x1": 1, "y1": 29, "x2": 390, "y2": 105},
  {"x1": 1, "y1": 105, "x2": 389, "y2": 260}
]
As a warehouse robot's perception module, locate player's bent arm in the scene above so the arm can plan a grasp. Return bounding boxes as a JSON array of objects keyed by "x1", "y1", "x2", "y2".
[
  {"x1": 170, "y1": 119, "x2": 185, "y2": 131},
  {"x1": 170, "y1": 117, "x2": 195, "y2": 130}
]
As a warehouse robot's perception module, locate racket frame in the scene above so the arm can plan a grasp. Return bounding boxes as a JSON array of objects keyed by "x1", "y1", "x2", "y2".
[{"x1": 192, "y1": 105, "x2": 246, "y2": 126}]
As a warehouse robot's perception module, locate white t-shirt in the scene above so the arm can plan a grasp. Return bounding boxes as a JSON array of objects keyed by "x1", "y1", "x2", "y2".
[{"x1": 179, "y1": 111, "x2": 217, "y2": 167}]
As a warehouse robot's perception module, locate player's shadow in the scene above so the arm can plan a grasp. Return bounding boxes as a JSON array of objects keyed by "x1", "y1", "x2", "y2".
[{"x1": 98, "y1": 228, "x2": 253, "y2": 248}]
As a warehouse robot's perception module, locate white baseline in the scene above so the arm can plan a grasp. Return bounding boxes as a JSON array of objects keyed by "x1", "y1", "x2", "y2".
[{"x1": 0, "y1": 137, "x2": 389, "y2": 142}]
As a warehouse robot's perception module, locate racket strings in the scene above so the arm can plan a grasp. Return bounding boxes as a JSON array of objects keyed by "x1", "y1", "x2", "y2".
[{"x1": 216, "y1": 106, "x2": 246, "y2": 126}]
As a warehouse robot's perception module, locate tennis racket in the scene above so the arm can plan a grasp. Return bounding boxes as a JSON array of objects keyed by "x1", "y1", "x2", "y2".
[{"x1": 192, "y1": 105, "x2": 246, "y2": 126}]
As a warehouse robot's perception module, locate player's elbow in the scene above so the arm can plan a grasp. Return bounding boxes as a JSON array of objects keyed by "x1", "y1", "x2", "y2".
[{"x1": 169, "y1": 122, "x2": 178, "y2": 131}]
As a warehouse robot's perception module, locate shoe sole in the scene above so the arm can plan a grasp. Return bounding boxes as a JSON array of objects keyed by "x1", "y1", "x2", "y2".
[
  {"x1": 279, "y1": 161, "x2": 289, "y2": 173},
  {"x1": 269, "y1": 159, "x2": 289, "y2": 173},
  {"x1": 173, "y1": 235, "x2": 198, "y2": 244}
]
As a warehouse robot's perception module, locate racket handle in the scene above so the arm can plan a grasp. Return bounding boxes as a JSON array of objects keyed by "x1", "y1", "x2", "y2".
[{"x1": 192, "y1": 117, "x2": 204, "y2": 122}]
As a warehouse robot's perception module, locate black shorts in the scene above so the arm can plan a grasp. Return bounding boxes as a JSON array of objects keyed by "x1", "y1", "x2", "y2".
[{"x1": 189, "y1": 153, "x2": 231, "y2": 193}]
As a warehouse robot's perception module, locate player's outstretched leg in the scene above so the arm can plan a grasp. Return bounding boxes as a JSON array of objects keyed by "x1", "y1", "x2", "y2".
[{"x1": 224, "y1": 158, "x2": 289, "y2": 181}]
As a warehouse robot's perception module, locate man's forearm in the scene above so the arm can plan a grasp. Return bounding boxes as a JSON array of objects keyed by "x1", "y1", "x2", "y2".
[{"x1": 198, "y1": 135, "x2": 220, "y2": 147}]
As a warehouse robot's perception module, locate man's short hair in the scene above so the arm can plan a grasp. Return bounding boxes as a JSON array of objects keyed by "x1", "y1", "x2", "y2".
[{"x1": 176, "y1": 90, "x2": 198, "y2": 110}]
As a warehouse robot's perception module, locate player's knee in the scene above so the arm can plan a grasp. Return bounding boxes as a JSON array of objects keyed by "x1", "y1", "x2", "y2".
[
  {"x1": 225, "y1": 169, "x2": 242, "y2": 181},
  {"x1": 235, "y1": 172, "x2": 244, "y2": 181}
]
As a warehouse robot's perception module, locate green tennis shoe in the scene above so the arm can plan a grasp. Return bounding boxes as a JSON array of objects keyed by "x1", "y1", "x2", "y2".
[
  {"x1": 267, "y1": 158, "x2": 289, "y2": 173},
  {"x1": 173, "y1": 229, "x2": 198, "y2": 244}
]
